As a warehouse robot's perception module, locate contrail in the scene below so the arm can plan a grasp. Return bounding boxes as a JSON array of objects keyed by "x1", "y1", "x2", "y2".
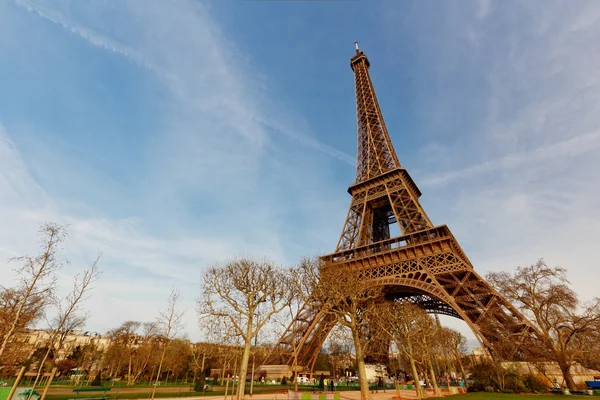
[
  {"x1": 14, "y1": 0, "x2": 167, "y2": 77},
  {"x1": 13, "y1": 0, "x2": 355, "y2": 166}
]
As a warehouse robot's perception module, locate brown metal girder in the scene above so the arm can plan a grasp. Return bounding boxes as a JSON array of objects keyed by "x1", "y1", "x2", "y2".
[
  {"x1": 505, "y1": 325, "x2": 536, "y2": 360},
  {"x1": 326, "y1": 226, "x2": 459, "y2": 265},
  {"x1": 305, "y1": 314, "x2": 338, "y2": 372},
  {"x1": 348, "y1": 168, "x2": 420, "y2": 198},
  {"x1": 451, "y1": 271, "x2": 472, "y2": 297},
  {"x1": 454, "y1": 286, "x2": 491, "y2": 316}
]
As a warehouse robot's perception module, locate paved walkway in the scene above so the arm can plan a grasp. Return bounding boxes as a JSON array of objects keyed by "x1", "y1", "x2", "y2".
[{"x1": 157, "y1": 388, "x2": 459, "y2": 400}]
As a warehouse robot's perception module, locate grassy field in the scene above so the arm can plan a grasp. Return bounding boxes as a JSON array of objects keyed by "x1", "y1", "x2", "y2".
[
  {"x1": 44, "y1": 390, "x2": 600, "y2": 400},
  {"x1": 43, "y1": 383, "x2": 367, "y2": 399},
  {"x1": 452, "y1": 393, "x2": 579, "y2": 399},
  {"x1": 45, "y1": 385, "x2": 294, "y2": 400},
  {"x1": 46, "y1": 393, "x2": 206, "y2": 400}
]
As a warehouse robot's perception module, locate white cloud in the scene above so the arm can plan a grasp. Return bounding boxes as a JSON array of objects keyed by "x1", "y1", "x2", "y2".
[
  {"x1": 12, "y1": 0, "x2": 353, "y2": 166},
  {"x1": 5, "y1": 0, "x2": 600, "y2": 349},
  {"x1": 420, "y1": 130, "x2": 600, "y2": 187},
  {"x1": 476, "y1": 0, "x2": 492, "y2": 21},
  {"x1": 0, "y1": 0, "x2": 343, "y2": 339},
  {"x1": 381, "y1": 1, "x2": 600, "y2": 344}
]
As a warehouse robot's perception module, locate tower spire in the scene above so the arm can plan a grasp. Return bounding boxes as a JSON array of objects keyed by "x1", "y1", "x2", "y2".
[
  {"x1": 350, "y1": 47, "x2": 400, "y2": 183},
  {"x1": 334, "y1": 47, "x2": 433, "y2": 251}
]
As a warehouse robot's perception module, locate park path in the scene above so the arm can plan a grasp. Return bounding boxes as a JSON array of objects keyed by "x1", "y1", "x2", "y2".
[
  {"x1": 46, "y1": 387, "x2": 192, "y2": 395},
  {"x1": 45, "y1": 388, "x2": 457, "y2": 399},
  {"x1": 100, "y1": 389, "x2": 450, "y2": 400}
]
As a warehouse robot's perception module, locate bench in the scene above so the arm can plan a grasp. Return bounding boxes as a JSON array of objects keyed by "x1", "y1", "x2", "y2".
[
  {"x1": 18, "y1": 389, "x2": 40, "y2": 400},
  {"x1": 72, "y1": 387, "x2": 111, "y2": 400}
]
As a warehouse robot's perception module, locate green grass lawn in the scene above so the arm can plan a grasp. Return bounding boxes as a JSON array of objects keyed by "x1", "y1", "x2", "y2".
[
  {"x1": 43, "y1": 383, "x2": 363, "y2": 400},
  {"x1": 47, "y1": 383, "x2": 195, "y2": 389},
  {"x1": 45, "y1": 385, "x2": 293, "y2": 400},
  {"x1": 45, "y1": 390, "x2": 600, "y2": 400},
  {"x1": 452, "y1": 393, "x2": 575, "y2": 399},
  {"x1": 46, "y1": 394, "x2": 197, "y2": 400}
]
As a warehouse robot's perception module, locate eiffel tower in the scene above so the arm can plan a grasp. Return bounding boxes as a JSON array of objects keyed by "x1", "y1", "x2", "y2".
[{"x1": 263, "y1": 44, "x2": 535, "y2": 373}]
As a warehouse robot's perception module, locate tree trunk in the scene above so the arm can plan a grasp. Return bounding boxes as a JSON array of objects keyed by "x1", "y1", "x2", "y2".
[
  {"x1": 237, "y1": 321, "x2": 254, "y2": 400},
  {"x1": 457, "y1": 357, "x2": 467, "y2": 389},
  {"x1": 128, "y1": 355, "x2": 133, "y2": 385},
  {"x1": 225, "y1": 375, "x2": 230, "y2": 399},
  {"x1": 151, "y1": 343, "x2": 168, "y2": 400},
  {"x1": 409, "y1": 358, "x2": 421, "y2": 394},
  {"x1": 406, "y1": 339, "x2": 421, "y2": 392},
  {"x1": 352, "y1": 328, "x2": 370, "y2": 400},
  {"x1": 423, "y1": 368, "x2": 429, "y2": 388},
  {"x1": 428, "y1": 361, "x2": 439, "y2": 395},
  {"x1": 558, "y1": 360, "x2": 576, "y2": 392},
  {"x1": 27, "y1": 333, "x2": 58, "y2": 400},
  {"x1": 293, "y1": 351, "x2": 299, "y2": 392}
]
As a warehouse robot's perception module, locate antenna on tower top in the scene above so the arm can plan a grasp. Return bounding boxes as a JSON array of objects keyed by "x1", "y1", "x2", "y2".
[{"x1": 355, "y1": 42, "x2": 359, "y2": 53}]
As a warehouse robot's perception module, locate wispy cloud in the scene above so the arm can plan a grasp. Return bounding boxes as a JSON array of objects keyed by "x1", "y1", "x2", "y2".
[
  {"x1": 420, "y1": 131, "x2": 600, "y2": 187},
  {"x1": 380, "y1": 0, "x2": 600, "y2": 341},
  {"x1": 12, "y1": 0, "x2": 353, "y2": 165},
  {"x1": 1, "y1": 0, "x2": 344, "y2": 337},
  {"x1": 13, "y1": 0, "x2": 166, "y2": 77},
  {"x1": 4, "y1": 0, "x2": 600, "y2": 344}
]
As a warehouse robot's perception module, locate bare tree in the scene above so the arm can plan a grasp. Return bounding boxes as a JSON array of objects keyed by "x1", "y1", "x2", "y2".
[
  {"x1": 151, "y1": 288, "x2": 185, "y2": 400},
  {"x1": 324, "y1": 326, "x2": 354, "y2": 381},
  {"x1": 27, "y1": 258, "x2": 101, "y2": 400},
  {"x1": 375, "y1": 301, "x2": 433, "y2": 394},
  {"x1": 439, "y1": 327, "x2": 468, "y2": 387},
  {"x1": 201, "y1": 317, "x2": 242, "y2": 384},
  {"x1": 103, "y1": 320, "x2": 162, "y2": 384},
  {"x1": 576, "y1": 326, "x2": 600, "y2": 371},
  {"x1": 162, "y1": 339, "x2": 191, "y2": 383},
  {"x1": 414, "y1": 313, "x2": 440, "y2": 394},
  {"x1": 190, "y1": 342, "x2": 216, "y2": 383},
  {"x1": 487, "y1": 259, "x2": 600, "y2": 391},
  {"x1": 105, "y1": 321, "x2": 142, "y2": 384},
  {"x1": 0, "y1": 287, "x2": 45, "y2": 364},
  {"x1": 129, "y1": 322, "x2": 160, "y2": 384},
  {"x1": 300, "y1": 257, "x2": 382, "y2": 400},
  {"x1": 0, "y1": 224, "x2": 65, "y2": 361},
  {"x1": 198, "y1": 258, "x2": 292, "y2": 400},
  {"x1": 272, "y1": 265, "x2": 312, "y2": 391}
]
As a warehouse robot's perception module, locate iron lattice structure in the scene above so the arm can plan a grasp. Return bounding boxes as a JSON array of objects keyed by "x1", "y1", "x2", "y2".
[{"x1": 264, "y1": 46, "x2": 537, "y2": 371}]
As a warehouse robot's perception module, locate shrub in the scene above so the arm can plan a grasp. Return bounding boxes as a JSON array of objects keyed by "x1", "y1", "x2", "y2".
[
  {"x1": 484, "y1": 386, "x2": 495, "y2": 392},
  {"x1": 523, "y1": 374, "x2": 549, "y2": 393},
  {"x1": 467, "y1": 384, "x2": 483, "y2": 393},
  {"x1": 471, "y1": 361, "x2": 502, "y2": 390},
  {"x1": 504, "y1": 368, "x2": 526, "y2": 393},
  {"x1": 90, "y1": 373, "x2": 102, "y2": 387},
  {"x1": 281, "y1": 376, "x2": 288, "y2": 385}
]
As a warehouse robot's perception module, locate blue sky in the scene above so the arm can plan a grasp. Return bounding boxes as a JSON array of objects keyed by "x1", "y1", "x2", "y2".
[{"x1": 1, "y1": 0, "x2": 600, "y2": 345}]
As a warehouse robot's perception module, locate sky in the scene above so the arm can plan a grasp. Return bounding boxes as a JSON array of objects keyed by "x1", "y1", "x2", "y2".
[{"x1": 1, "y1": 0, "x2": 600, "y2": 347}]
